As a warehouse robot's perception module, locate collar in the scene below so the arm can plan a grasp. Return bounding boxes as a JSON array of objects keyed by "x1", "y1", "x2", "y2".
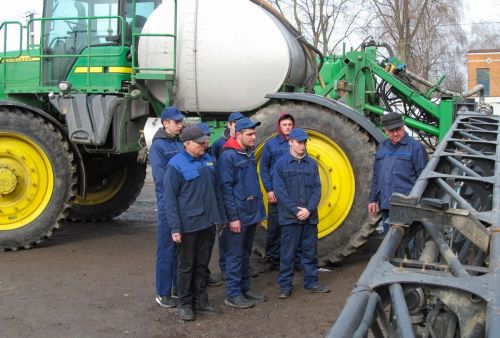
[{"x1": 287, "y1": 150, "x2": 308, "y2": 163}]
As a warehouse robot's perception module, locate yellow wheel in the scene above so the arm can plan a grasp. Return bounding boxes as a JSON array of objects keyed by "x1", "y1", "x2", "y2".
[
  {"x1": 69, "y1": 156, "x2": 146, "y2": 221},
  {"x1": 0, "y1": 108, "x2": 75, "y2": 250},
  {"x1": 253, "y1": 102, "x2": 379, "y2": 264}
]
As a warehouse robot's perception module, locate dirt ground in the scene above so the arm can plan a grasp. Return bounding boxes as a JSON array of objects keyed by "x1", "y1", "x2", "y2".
[{"x1": 0, "y1": 168, "x2": 381, "y2": 338}]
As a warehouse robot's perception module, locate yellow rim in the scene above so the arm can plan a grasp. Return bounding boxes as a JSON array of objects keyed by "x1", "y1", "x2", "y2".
[
  {"x1": 256, "y1": 130, "x2": 355, "y2": 239},
  {"x1": 0, "y1": 132, "x2": 54, "y2": 230},
  {"x1": 74, "y1": 167, "x2": 127, "y2": 205}
]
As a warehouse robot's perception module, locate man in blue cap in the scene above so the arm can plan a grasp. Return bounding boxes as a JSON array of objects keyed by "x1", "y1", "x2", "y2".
[
  {"x1": 218, "y1": 117, "x2": 267, "y2": 309},
  {"x1": 210, "y1": 112, "x2": 244, "y2": 161},
  {"x1": 368, "y1": 112, "x2": 427, "y2": 233},
  {"x1": 273, "y1": 128, "x2": 330, "y2": 299},
  {"x1": 164, "y1": 125, "x2": 227, "y2": 321},
  {"x1": 149, "y1": 106, "x2": 185, "y2": 308}
]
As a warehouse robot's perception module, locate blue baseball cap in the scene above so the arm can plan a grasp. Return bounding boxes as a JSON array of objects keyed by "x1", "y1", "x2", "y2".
[
  {"x1": 197, "y1": 122, "x2": 212, "y2": 135},
  {"x1": 235, "y1": 117, "x2": 261, "y2": 132},
  {"x1": 288, "y1": 128, "x2": 309, "y2": 142},
  {"x1": 228, "y1": 112, "x2": 244, "y2": 122},
  {"x1": 161, "y1": 106, "x2": 185, "y2": 121}
]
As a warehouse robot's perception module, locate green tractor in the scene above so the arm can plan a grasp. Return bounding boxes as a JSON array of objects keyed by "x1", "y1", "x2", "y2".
[{"x1": 0, "y1": 0, "x2": 487, "y2": 263}]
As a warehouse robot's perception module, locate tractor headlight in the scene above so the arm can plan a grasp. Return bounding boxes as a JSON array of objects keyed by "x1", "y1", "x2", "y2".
[{"x1": 58, "y1": 81, "x2": 72, "y2": 94}]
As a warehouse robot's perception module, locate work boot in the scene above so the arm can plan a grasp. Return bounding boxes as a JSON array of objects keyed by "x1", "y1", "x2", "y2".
[
  {"x1": 244, "y1": 289, "x2": 267, "y2": 302},
  {"x1": 278, "y1": 289, "x2": 292, "y2": 299},
  {"x1": 178, "y1": 306, "x2": 195, "y2": 321},
  {"x1": 304, "y1": 285, "x2": 330, "y2": 293},
  {"x1": 225, "y1": 295, "x2": 255, "y2": 309},
  {"x1": 155, "y1": 295, "x2": 177, "y2": 308},
  {"x1": 195, "y1": 302, "x2": 222, "y2": 314},
  {"x1": 207, "y1": 275, "x2": 223, "y2": 287}
]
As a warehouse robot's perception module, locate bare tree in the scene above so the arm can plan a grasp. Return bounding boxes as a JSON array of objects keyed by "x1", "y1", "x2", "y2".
[
  {"x1": 269, "y1": 0, "x2": 366, "y2": 55},
  {"x1": 468, "y1": 22, "x2": 500, "y2": 50}
]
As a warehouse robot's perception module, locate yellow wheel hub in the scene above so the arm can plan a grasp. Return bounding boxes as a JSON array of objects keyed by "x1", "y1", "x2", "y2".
[
  {"x1": 257, "y1": 130, "x2": 355, "y2": 239},
  {"x1": 0, "y1": 132, "x2": 54, "y2": 230},
  {"x1": 74, "y1": 167, "x2": 127, "y2": 205},
  {"x1": 0, "y1": 167, "x2": 18, "y2": 195}
]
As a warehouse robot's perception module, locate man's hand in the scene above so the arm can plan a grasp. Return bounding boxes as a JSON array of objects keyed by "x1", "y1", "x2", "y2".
[
  {"x1": 267, "y1": 191, "x2": 277, "y2": 204},
  {"x1": 368, "y1": 202, "x2": 378, "y2": 216},
  {"x1": 296, "y1": 207, "x2": 310, "y2": 221},
  {"x1": 172, "y1": 232, "x2": 182, "y2": 243},
  {"x1": 229, "y1": 220, "x2": 241, "y2": 233}
]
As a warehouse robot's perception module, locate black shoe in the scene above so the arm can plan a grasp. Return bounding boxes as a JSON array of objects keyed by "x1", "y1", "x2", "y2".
[
  {"x1": 225, "y1": 295, "x2": 255, "y2": 309},
  {"x1": 249, "y1": 266, "x2": 259, "y2": 278},
  {"x1": 207, "y1": 275, "x2": 223, "y2": 287},
  {"x1": 178, "y1": 306, "x2": 195, "y2": 321},
  {"x1": 304, "y1": 285, "x2": 330, "y2": 293},
  {"x1": 156, "y1": 295, "x2": 177, "y2": 308},
  {"x1": 244, "y1": 289, "x2": 267, "y2": 302},
  {"x1": 278, "y1": 289, "x2": 292, "y2": 299},
  {"x1": 195, "y1": 302, "x2": 222, "y2": 314},
  {"x1": 260, "y1": 261, "x2": 279, "y2": 273}
]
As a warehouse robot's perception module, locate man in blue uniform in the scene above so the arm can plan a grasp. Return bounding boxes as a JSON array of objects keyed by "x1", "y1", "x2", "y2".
[
  {"x1": 259, "y1": 112, "x2": 295, "y2": 272},
  {"x1": 149, "y1": 106, "x2": 185, "y2": 308},
  {"x1": 165, "y1": 125, "x2": 228, "y2": 321},
  {"x1": 368, "y1": 112, "x2": 428, "y2": 233},
  {"x1": 210, "y1": 112, "x2": 244, "y2": 161},
  {"x1": 273, "y1": 128, "x2": 329, "y2": 299},
  {"x1": 218, "y1": 117, "x2": 267, "y2": 309}
]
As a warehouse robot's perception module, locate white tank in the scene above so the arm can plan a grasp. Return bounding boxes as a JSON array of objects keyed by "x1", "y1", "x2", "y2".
[{"x1": 138, "y1": 0, "x2": 315, "y2": 114}]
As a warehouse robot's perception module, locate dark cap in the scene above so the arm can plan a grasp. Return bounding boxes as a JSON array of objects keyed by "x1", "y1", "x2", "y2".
[
  {"x1": 161, "y1": 106, "x2": 185, "y2": 121},
  {"x1": 228, "y1": 112, "x2": 244, "y2": 122},
  {"x1": 288, "y1": 128, "x2": 309, "y2": 142},
  {"x1": 382, "y1": 112, "x2": 404, "y2": 130},
  {"x1": 197, "y1": 122, "x2": 212, "y2": 135},
  {"x1": 180, "y1": 126, "x2": 210, "y2": 143},
  {"x1": 235, "y1": 117, "x2": 261, "y2": 132}
]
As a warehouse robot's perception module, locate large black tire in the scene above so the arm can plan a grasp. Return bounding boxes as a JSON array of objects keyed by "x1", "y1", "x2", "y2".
[
  {"x1": 252, "y1": 102, "x2": 380, "y2": 265},
  {"x1": 68, "y1": 156, "x2": 146, "y2": 221},
  {"x1": 0, "y1": 107, "x2": 76, "y2": 251}
]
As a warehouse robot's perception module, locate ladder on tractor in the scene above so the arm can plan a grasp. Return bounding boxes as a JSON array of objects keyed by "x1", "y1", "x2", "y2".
[
  {"x1": 329, "y1": 112, "x2": 500, "y2": 337},
  {"x1": 130, "y1": 0, "x2": 177, "y2": 107}
]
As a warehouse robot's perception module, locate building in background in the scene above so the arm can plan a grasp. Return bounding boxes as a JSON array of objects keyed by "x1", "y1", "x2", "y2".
[{"x1": 467, "y1": 49, "x2": 500, "y2": 114}]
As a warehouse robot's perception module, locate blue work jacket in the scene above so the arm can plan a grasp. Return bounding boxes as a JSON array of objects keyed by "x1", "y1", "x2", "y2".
[
  {"x1": 149, "y1": 128, "x2": 184, "y2": 228},
  {"x1": 163, "y1": 150, "x2": 227, "y2": 234},
  {"x1": 259, "y1": 134, "x2": 290, "y2": 192},
  {"x1": 273, "y1": 152, "x2": 321, "y2": 225},
  {"x1": 210, "y1": 128, "x2": 230, "y2": 161},
  {"x1": 368, "y1": 133, "x2": 428, "y2": 210},
  {"x1": 218, "y1": 138, "x2": 266, "y2": 226}
]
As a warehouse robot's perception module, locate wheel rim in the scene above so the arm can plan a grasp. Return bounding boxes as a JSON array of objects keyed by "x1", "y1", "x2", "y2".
[
  {"x1": 256, "y1": 129, "x2": 355, "y2": 239},
  {"x1": 0, "y1": 132, "x2": 54, "y2": 230},
  {"x1": 74, "y1": 167, "x2": 127, "y2": 205}
]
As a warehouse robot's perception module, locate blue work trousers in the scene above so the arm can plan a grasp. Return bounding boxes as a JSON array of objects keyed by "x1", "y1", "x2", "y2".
[
  {"x1": 278, "y1": 223, "x2": 318, "y2": 292},
  {"x1": 264, "y1": 202, "x2": 280, "y2": 262},
  {"x1": 156, "y1": 219, "x2": 177, "y2": 297},
  {"x1": 224, "y1": 223, "x2": 257, "y2": 298}
]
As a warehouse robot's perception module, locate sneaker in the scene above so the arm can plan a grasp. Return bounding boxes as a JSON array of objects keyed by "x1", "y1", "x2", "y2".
[
  {"x1": 207, "y1": 275, "x2": 223, "y2": 287},
  {"x1": 178, "y1": 306, "x2": 195, "y2": 321},
  {"x1": 156, "y1": 295, "x2": 177, "y2": 308},
  {"x1": 304, "y1": 285, "x2": 330, "y2": 293},
  {"x1": 244, "y1": 289, "x2": 267, "y2": 302},
  {"x1": 278, "y1": 289, "x2": 292, "y2": 299},
  {"x1": 195, "y1": 302, "x2": 222, "y2": 314},
  {"x1": 225, "y1": 295, "x2": 255, "y2": 309}
]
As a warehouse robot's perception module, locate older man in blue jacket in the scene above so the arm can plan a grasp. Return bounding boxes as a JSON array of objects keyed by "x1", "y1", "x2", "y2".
[
  {"x1": 218, "y1": 117, "x2": 267, "y2": 309},
  {"x1": 273, "y1": 128, "x2": 330, "y2": 299},
  {"x1": 164, "y1": 125, "x2": 228, "y2": 321},
  {"x1": 149, "y1": 106, "x2": 185, "y2": 308}
]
